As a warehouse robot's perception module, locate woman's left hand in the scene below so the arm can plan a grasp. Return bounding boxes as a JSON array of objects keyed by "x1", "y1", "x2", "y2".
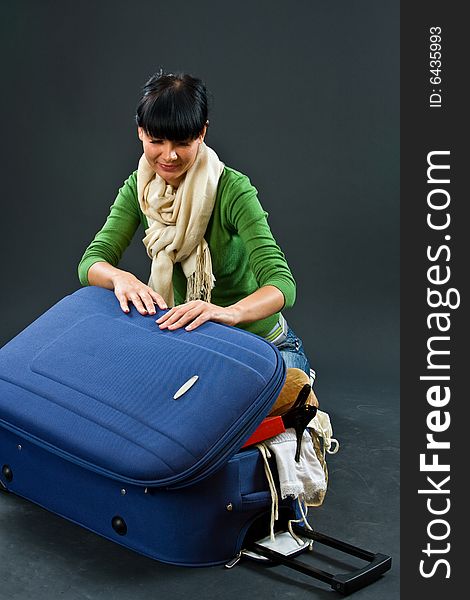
[{"x1": 155, "y1": 300, "x2": 240, "y2": 331}]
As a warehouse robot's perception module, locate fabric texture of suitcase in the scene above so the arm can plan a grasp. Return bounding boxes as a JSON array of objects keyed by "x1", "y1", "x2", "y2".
[{"x1": 0, "y1": 286, "x2": 289, "y2": 565}]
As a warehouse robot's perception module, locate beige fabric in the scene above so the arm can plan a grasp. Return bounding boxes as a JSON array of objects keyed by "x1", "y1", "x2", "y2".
[
  {"x1": 268, "y1": 368, "x2": 319, "y2": 417},
  {"x1": 306, "y1": 409, "x2": 340, "y2": 506},
  {"x1": 136, "y1": 142, "x2": 225, "y2": 307}
]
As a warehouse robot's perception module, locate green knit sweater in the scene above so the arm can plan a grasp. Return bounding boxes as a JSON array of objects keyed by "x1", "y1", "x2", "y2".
[{"x1": 78, "y1": 166, "x2": 296, "y2": 337}]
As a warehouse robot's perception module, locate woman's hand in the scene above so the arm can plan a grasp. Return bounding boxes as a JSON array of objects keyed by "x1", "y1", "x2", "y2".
[
  {"x1": 112, "y1": 271, "x2": 167, "y2": 315},
  {"x1": 156, "y1": 285, "x2": 285, "y2": 332},
  {"x1": 86, "y1": 262, "x2": 167, "y2": 315},
  {"x1": 156, "y1": 300, "x2": 240, "y2": 331}
]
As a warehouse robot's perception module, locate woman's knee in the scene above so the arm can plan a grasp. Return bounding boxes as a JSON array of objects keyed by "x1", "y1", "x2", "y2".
[
  {"x1": 280, "y1": 348, "x2": 310, "y2": 375},
  {"x1": 276, "y1": 328, "x2": 311, "y2": 376}
]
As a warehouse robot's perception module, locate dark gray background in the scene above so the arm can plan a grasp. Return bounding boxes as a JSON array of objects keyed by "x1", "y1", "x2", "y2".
[
  {"x1": 0, "y1": 0, "x2": 399, "y2": 388},
  {"x1": 0, "y1": 1, "x2": 400, "y2": 599}
]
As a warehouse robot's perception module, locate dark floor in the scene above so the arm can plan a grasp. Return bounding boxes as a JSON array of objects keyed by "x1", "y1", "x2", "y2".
[{"x1": 0, "y1": 380, "x2": 399, "y2": 600}]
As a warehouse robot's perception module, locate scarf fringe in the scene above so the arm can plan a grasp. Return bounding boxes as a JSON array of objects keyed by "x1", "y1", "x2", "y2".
[{"x1": 185, "y1": 245, "x2": 215, "y2": 302}]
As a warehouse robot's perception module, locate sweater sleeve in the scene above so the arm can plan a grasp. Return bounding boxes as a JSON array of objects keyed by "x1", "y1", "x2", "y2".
[
  {"x1": 225, "y1": 172, "x2": 296, "y2": 308},
  {"x1": 77, "y1": 172, "x2": 142, "y2": 286}
]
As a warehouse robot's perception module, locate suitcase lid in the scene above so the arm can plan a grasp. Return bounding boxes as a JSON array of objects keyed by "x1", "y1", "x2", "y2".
[{"x1": 0, "y1": 287, "x2": 285, "y2": 487}]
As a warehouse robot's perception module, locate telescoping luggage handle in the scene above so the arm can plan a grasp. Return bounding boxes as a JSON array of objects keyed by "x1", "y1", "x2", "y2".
[{"x1": 245, "y1": 525, "x2": 392, "y2": 595}]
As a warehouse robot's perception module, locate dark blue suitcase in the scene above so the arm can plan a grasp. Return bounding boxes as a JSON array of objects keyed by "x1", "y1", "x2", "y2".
[
  {"x1": 0, "y1": 286, "x2": 287, "y2": 565},
  {"x1": 0, "y1": 287, "x2": 391, "y2": 592}
]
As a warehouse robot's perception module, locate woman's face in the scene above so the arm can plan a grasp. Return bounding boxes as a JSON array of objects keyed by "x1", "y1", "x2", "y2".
[{"x1": 138, "y1": 126, "x2": 206, "y2": 187}]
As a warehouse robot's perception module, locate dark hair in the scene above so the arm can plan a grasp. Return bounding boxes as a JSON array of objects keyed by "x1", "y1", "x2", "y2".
[{"x1": 135, "y1": 70, "x2": 209, "y2": 141}]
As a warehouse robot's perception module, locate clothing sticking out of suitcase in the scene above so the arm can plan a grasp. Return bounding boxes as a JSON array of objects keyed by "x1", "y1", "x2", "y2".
[{"x1": 0, "y1": 287, "x2": 391, "y2": 594}]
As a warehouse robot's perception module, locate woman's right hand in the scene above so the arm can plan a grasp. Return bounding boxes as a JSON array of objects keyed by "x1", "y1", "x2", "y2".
[
  {"x1": 112, "y1": 271, "x2": 167, "y2": 315},
  {"x1": 87, "y1": 262, "x2": 167, "y2": 315}
]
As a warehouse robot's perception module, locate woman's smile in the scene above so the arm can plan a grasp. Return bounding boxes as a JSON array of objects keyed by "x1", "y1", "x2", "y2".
[{"x1": 138, "y1": 126, "x2": 206, "y2": 187}]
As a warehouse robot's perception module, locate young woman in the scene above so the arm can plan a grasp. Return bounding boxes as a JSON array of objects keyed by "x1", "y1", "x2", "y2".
[{"x1": 78, "y1": 70, "x2": 313, "y2": 380}]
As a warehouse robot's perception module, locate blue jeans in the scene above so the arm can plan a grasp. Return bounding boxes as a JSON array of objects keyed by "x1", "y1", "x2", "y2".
[{"x1": 274, "y1": 327, "x2": 311, "y2": 376}]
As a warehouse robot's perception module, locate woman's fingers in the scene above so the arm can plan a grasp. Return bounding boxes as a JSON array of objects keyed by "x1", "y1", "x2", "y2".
[
  {"x1": 128, "y1": 293, "x2": 149, "y2": 315},
  {"x1": 156, "y1": 304, "x2": 197, "y2": 328},
  {"x1": 184, "y1": 312, "x2": 211, "y2": 331},
  {"x1": 156, "y1": 301, "x2": 235, "y2": 330},
  {"x1": 115, "y1": 293, "x2": 131, "y2": 314},
  {"x1": 130, "y1": 289, "x2": 167, "y2": 315},
  {"x1": 113, "y1": 275, "x2": 167, "y2": 315},
  {"x1": 150, "y1": 291, "x2": 168, "y2": 310},
  {"x1": 137, "y1": 289, "x2": 165, "y2": 315},
  {"x1": 116, "y1": 291, "x2": 226, "y2": 328}
]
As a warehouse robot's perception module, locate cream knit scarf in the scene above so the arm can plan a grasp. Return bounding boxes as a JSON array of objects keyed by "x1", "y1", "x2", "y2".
[{"x1": 137, "y1": 142, "x2": 224, "y2": 307}]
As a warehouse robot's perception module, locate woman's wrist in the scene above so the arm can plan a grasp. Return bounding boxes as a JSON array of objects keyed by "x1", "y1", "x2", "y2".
[
  {"x1": 228, "y1": 286, "x2": 284, "y2": 326},
  {"x1": 227, "y1": 304, "x2": 244, "y2": 326},
  {"x1": 110, "y1": 267, "x2": 131, "y2": 286},
  {"x1": 88, "y1": 262, "x2": 127, "y2": 289}
]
